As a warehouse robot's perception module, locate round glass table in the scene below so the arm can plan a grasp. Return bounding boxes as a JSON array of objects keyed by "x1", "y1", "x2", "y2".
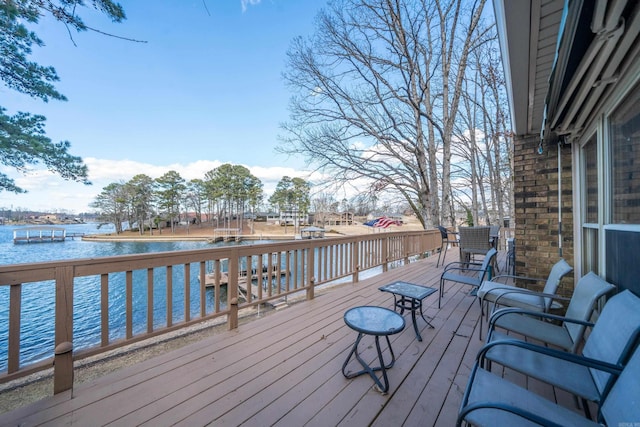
[{"x1": 341, "y1": 306, "x2": 405, "y2": 393}]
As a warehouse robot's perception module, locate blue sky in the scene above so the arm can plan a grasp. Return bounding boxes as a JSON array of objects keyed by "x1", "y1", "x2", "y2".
[{"x1": 1, "y1": 0, "x2": 330, "y2": 214}]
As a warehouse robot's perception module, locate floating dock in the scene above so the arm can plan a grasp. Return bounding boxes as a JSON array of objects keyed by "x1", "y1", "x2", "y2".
[
  {"x1": 13, "y1": 227, "x2": 85, "y2": 243},
  {"x1": 201, "y1": 266, "x2": 290, "y2": 309},
  {"x1": 13, "y1": 227, "x2": 66, "y2": 244},
  {"x1": 203, "y1": 266, "x2": 287, "y2": 288}
]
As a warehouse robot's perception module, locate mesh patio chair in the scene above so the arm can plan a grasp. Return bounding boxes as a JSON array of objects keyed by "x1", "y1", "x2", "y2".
[
  {"x1": 457, "y1": 289, "x2": 640, "y2": 427},
  {"x1": 458, "y1": 226, "x2": 492, "y2": 267},
  {"x1": 457, "y1": 335, "x2": 640, "y2": 426},
  {"x1": 476, "y1": 258, "x2": 573, "y2": 339},
  {"x1": 486, "y1": 272, "x2": 616, "y2": 354},
  {"x1": 488, "y1": 225, "x2": 501, "y2": 249},
  {"x1": 436, "y1": 226, "x2": 459, "y2": 267},
  {"x1": 479, "y1": 289, "x2": 640, "y2": 419},
  {"x1": 439, "y1": 248, "x2": 497, "y2": 308}
]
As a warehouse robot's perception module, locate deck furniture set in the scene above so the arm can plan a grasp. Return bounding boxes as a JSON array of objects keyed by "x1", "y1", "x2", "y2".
[{"x1": 343, "y1": 225, "x2": 640, "y2": 425}]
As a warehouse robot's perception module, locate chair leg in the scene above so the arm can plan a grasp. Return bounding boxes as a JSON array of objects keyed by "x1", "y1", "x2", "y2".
[
  {"x1": 441, "y1": 244, "x2": 447, "y2": 267},
  {"x1": 478, "y1": 299, "x2": 484, "y2": 340},
  {"x1": 437, "y1": 242, "x2": 447, "y2": 267}
]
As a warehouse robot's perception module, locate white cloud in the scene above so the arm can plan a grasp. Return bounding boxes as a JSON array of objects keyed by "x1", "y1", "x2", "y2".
[
  {"x1": 0, "y1": 158, "x2": 321, "y2": 214},
  {"x1": 241, "y1": 0, "x2": 262, "y2": 12}
]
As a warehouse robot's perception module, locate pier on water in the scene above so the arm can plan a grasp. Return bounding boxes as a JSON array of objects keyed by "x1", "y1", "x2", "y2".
[
  {"x1": 13, "y1": 227, "x2": 84, "y2": 244},
  {"x1": 209, "y1": 228, "x2": 242, "y2": 243}
]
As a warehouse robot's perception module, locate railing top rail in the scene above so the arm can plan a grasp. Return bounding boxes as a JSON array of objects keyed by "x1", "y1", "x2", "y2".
[{"x1": 0, "y1": 230, "x2": 439, "y2": 285}]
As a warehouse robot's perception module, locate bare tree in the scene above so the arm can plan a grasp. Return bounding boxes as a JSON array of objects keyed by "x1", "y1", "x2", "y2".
[
  {"x1": 451, "y1": 27, "x2": 513, "y2": 227},
  {"x1": 279, "y1": 0, "x2": 487, "y2": 229}
]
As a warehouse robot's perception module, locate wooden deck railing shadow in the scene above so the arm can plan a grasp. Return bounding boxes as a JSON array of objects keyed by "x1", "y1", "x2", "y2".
[{"x1": 0, "y1": 230, "x2": 442, "y2": 394}]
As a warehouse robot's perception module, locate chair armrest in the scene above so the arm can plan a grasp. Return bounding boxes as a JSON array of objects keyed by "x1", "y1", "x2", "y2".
[
  {"x1": 489, "y1": 274, "x2": 544, "y2": 285},
  {"x1": 458, "y1": 402, "x2": 570, "y2": 427},
  {"x1": 457, "y1": 361, "x2": 568, "y2": 427},
  {"x1": 488, "y1": 307, "x2": 595, "y2": 330},
  {"x1": 491, "y1": 289, "x2": 569, "y2": 307},
  {"x1": 441, "y1": 266, "x2": 485, "y2": 278},
  {"x1": 443, "y1": 261, "x2": 483, "y2": 272},
  {"x1": 477, "y1": 338, "x2": 624, "y2": 374}
]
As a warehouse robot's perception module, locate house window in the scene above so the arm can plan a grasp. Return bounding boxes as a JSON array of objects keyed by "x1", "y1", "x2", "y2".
[
  {"x1": 583, "y1": 135, "x2": 598, "y2": 223},
  {"x1": 581, "y1": 134, "x2": 599, "y2": 274},
  {"x1": 609, "y1": 82, "x2": 640, "y2": 224},
  {"x1": 603, "y1": 80, "x2": 640, "y2": 295}
]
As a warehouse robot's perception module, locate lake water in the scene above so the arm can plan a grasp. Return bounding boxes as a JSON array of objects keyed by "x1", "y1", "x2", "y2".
[
  {"x1": 0, "y1": 224, "x2": 385, "y2": 372},
  {"x1": 0, "y1": 223, "x2": 241, "y2": 372}
]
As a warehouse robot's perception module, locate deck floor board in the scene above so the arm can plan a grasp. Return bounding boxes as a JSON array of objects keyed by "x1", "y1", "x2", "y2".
[{"x1": 1, "y1": 251, "x2": 589, "y2": 426}]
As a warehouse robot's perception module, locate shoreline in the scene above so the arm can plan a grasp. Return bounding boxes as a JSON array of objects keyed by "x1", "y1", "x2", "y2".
[
  {"x1": 81, "y1": 234, "x2": 298, "y2": 242},
  {"x1": 82, "y1": 233, "x2": 318, "y2": 243}
]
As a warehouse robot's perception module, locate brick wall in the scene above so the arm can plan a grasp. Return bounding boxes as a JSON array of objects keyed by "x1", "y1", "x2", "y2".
[{"x1": 513, "y1": 134, "x2": 574, "y2": 294}]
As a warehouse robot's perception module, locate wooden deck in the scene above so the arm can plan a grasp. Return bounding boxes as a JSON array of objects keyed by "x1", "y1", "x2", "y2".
[{"x1": 0, "y1": 251, "x2": 584, "y2": 426}]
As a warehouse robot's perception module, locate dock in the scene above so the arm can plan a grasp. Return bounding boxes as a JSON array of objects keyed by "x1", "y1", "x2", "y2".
[
  {"x1": 202, "y1": 265, "x2": 290, "y2": 307},
  {"x1": 12, "y1": 227, "x2": 85, "y2": 243},
  {"x1": 13, "y1": 227, "x2": 66, "y2": 244},
  {"x1": 204, "y1": 266, "x2": 288, "y2": 288},
  {"x1": 209, "y1": 228, "x2": 242, "y2": 243}
]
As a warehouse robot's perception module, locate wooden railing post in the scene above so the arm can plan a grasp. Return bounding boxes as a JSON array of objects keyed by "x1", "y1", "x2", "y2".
[
  {"x1": 382, "y1": 235, "x2": 389, "y2": 272},
  {"x1": 228, "y1": 249, "x2": 239, "y2": 330},
  {"x1": 352, "y1": 240, "x2": 360, "y2": 283},
  {"x1": 54, "y1": 266, "x2": 74, "y2": 395},
  {"x1": 306, "y1": 248, "x2": 315, "y2": 300},
  {"x1": 8, "y1": 284, "x2": 21, "y2": 374},
  {"x1": 404, "y1": 235, "x2": 410, "y2": 264}
]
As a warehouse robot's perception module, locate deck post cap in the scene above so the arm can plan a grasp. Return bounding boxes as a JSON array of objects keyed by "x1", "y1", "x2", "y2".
[{"x1": 54, "y1": 342, "x2": 73, "y2": 355}]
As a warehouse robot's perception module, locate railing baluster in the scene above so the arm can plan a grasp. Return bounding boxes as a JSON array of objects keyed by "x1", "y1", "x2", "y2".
[
  {"x1": 285, "y1": 251, "x2": 291, "y2": 292},
  {"x1": 214, "y1": 259, "x2": 221, "y2": 313},
  {"x1": 294, "y1": 250, "x2": 299, "y2": 289},
  {"x1": 101, "y1": 274, "x2": 109, "y2": 345},
  {"x1": 147, "y1": 268, "x2": 154, "y2": 334},
  {"x1": 199, "y1": 262, "x2": 206, "y2": 318},
  {"x1": 166, "y1": 266, "x2": 173, "y2": 328},
  {"x1": 244, "y1": 255, "x2": 253, "y2": 304},
  {"x1": 184, "y1": 263, "x2": 190, "y2": 323},
  {"x1": 126, "y1": 270, "x2": 133, "y2": 339}
]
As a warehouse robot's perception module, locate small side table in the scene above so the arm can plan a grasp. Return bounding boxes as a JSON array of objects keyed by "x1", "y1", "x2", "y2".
[
  {"x1": 379, "y1": 281, "x2": 437, "y2": 341},
  {"x1": 342, "y1": 306, "x2": 405, "y2": 393}
]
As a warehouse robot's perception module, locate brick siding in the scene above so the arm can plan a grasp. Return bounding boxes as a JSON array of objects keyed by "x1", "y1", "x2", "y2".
[{"x1": 513, "y1": 134, "x2": 574, "y2": 294}]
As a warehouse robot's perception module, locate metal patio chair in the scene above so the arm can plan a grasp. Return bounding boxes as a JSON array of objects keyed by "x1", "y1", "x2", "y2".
[
  {"x1": 481, "y1": 289, "x2": 640, "y2": 419},
  {"x1": 439, "y1": 248, "x2": 497, "y2": 308},
  {"x1": 458, "y1": 226, "x2": 492, "y2": 266},
  {"x1": 488, "y1": 225, "x2": 501, "y2": 249},
  {"x1": 476, "y1": 258, "x2": 573, "y2": 339},
  {"x1": 436, "y1": 226, "x2": 459, "y2": 267},
  {"x1": 486, "y1": 272, "x2": 616, "y2": 354},
  {"x1": 457, "y1": 290, "x2": 640, "y2": 427}
]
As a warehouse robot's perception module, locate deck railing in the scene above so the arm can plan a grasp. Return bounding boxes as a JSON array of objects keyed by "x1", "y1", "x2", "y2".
[{"x1": 0, "y1": 229, "x2": 440, "y2": 393}]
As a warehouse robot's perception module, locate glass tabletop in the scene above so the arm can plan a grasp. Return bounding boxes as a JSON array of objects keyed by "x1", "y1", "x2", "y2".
[
  {"x1": 379, "y1": 281, "x2": 437, "y2": 300},
  {"x1": 343, "y1": 306, "x2": 405, "y2": 335}
]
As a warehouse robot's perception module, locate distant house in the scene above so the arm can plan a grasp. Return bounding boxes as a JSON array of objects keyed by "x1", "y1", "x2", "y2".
[
  {"x1": 254, "y1": 212, "x2": 280, "y2": 223},
  {"x1": 316, "y1": 212, "x2": 354, "y2": 226},
  {"x1": 278, "y1": 209, "x2": 309, "y2": 226},
  {"x1": 495, "y1": 0, "x2": 640, "y2": 296}
]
